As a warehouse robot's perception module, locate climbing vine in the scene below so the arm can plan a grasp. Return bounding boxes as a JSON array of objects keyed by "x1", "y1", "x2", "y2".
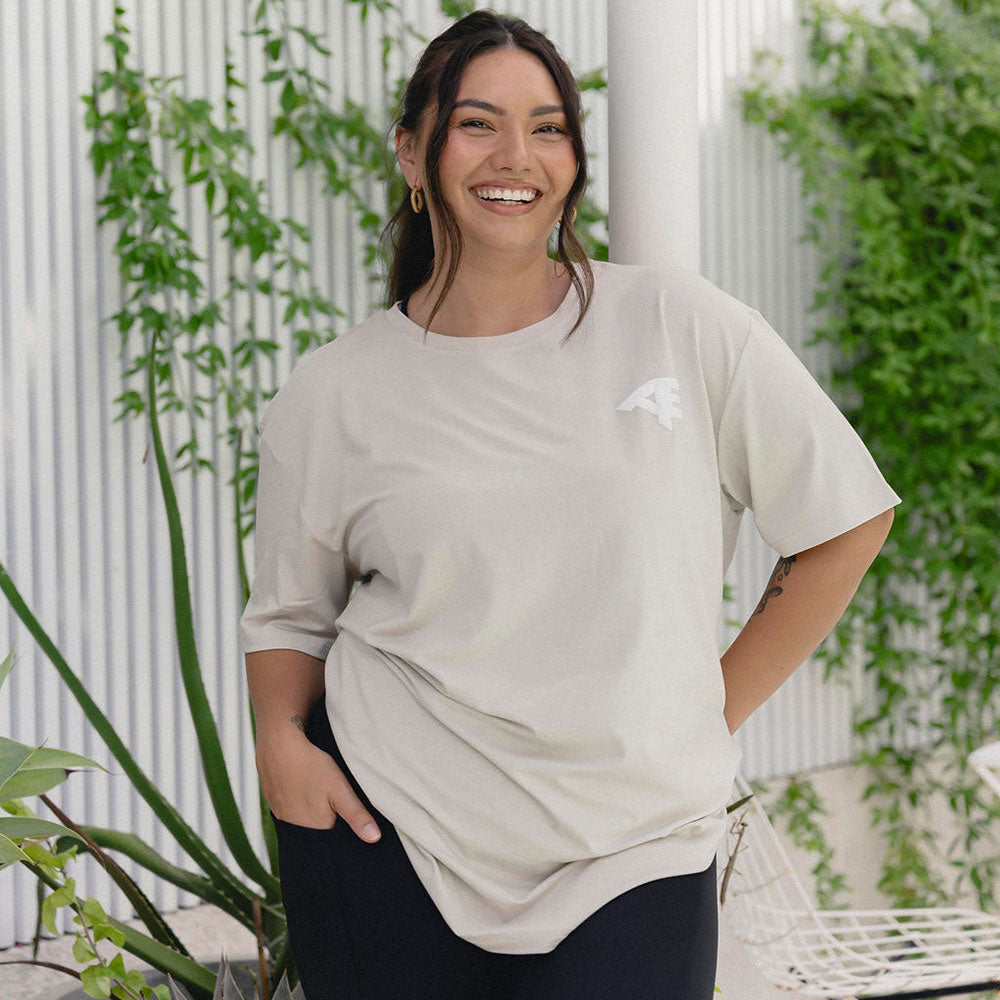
[
  {"x1": 741, "y1": 0, "x2": 1000, "y2": 911},
  {"x1": 88, "y1": 0, "x2": 609, "y2": 603},
  {"x1": 769, "y1": 775, "x2": 852, "y2": 910}
]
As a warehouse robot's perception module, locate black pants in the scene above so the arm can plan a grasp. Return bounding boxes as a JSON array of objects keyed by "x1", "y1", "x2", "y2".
[{"x1": 271, "y1": 700, "x2": 719, "y2": 1000}]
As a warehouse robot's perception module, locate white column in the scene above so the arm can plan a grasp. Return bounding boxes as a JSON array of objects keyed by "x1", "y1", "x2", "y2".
[{"x1": 606, "y1": 0, "x2": 700, "y2": 269}]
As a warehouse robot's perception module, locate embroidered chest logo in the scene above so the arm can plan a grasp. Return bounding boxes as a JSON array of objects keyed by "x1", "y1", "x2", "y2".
[{"x1": 616, "y1": 377, "x2": 683, "y2": 430}]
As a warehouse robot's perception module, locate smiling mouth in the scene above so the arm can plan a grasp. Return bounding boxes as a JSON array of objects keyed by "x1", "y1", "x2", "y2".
[{"x1": 469, "y1": 188, "x2": 542, "y2": 207}]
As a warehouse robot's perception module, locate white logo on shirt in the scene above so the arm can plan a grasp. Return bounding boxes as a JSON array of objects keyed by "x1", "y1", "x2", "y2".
[{"x1": 617, "y1": 378, "x2": 683, "y2": 430}]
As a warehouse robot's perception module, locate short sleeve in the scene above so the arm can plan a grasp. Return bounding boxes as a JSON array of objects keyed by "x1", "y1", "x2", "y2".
[
  {"x1": 717, "y1": 309, "x2": 902, "y2": 558},
  {"x1": 238, "y1": 432, "x2": 351, "y2": 660}
]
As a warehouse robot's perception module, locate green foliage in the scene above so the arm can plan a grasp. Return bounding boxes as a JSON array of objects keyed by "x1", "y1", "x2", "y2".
[
  {"x1": 0, "y1": 650, "x2": 195, "y2": 999},
  {"x1": 0, "y1": 650, "x2": 99, "y2": 870},
  {"x1": 2, "y1": 1, "x2": 612, "y2": 995},
  {"x1": 1, "y1": 828, "x2": 206, "y2": 999},
  {"x1": 439, "y1": 0, "x2": 477, "y2": 18},
  {"x1": 770, "y1": 775, "x2": 852, "y2": 909},
  {"x1": 740, "y1": 0, "x2": 1000, "y2": 909}
]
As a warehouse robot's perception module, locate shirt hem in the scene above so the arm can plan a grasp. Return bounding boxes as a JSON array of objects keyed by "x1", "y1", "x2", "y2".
[{"x1": 765, "y1": 489, "x2": 902, "y2": 558}]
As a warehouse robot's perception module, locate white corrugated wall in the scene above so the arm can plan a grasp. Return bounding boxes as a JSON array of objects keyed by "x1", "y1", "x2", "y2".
[{"x1": 0, "y1": 0, "x2": 904, "y2": 949}]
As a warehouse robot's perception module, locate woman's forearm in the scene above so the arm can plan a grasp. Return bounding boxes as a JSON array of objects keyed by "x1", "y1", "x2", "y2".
[
  {"x1": 246, "y1": 648, "x2": 327, "y2": 744},
  {"x1": 721, "y1": 508, "x2": 895, "y2": 734}
]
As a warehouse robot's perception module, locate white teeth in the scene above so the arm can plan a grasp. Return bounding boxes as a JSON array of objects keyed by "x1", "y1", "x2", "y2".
[{"x1": 474, "y1": 187, "x2": 538, "y2": 203}]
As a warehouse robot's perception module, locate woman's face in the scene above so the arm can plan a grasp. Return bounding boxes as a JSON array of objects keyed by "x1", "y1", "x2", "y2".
[{"x1": 399, "y1": 46, "x2": 578, "y2": 264}]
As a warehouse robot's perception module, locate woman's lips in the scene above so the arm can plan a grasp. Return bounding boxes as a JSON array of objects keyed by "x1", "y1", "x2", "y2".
[{"x1": 469, "y1": 188, "x2": 542, "y2": 213}]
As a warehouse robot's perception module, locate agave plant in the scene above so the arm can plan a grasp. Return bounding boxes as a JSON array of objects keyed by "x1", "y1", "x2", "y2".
[{"x1": 166, "y1": 955, "x2": 305, "y2": 1000}]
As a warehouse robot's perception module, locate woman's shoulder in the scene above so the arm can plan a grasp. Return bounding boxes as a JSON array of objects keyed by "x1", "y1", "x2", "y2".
[
  {"x1": 592, "y1": 257, "x2": 753, "y2": 315},
  {"x1": 587, "y1": 258, "x2": 757, "y2": 356},
  {"x1": 257, "y1": 311, "x2": 381, "y2": 442}
]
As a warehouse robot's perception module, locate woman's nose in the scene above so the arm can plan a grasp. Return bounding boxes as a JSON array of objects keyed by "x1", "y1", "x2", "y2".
[{"x1": 491, "y1": 126, "x2": 530, "y2": 169}]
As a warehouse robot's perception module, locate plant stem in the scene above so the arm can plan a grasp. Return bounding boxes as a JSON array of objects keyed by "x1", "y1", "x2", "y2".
[
  {"x1": 41, "y1": 794, "x2": 190, "y2": 956},
  {"x1": 0, "y1": 959, "x2": 82, "y2": 979}
]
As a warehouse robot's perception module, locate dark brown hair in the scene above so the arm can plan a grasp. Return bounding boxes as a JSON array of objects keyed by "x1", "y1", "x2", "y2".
[{"x1": 377, "y1": 9, "x2": 594, "y2": 345}]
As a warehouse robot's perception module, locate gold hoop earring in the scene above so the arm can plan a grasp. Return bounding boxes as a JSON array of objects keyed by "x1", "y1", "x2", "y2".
[{"x1": 410, "y1": 186, "x2": 424, "y2": 213}]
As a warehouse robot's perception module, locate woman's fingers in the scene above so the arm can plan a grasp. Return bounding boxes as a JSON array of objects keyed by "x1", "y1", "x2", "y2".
[
  {"x1": 261, "y1": 737, "x2": 381, "y2": 843},
  {"x1": 325, "y1": 755, "x2": 382, "y2": 843}
]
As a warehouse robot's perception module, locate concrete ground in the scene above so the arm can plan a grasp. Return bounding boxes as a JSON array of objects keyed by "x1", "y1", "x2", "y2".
[{"x1": 0, "y1": 902, "x2": 784, "y2": 999}]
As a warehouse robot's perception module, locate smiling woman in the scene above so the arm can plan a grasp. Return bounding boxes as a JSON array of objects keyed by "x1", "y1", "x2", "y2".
[
  {"x1": 239, "y1": 8, "x2": 901, "y2": 1000},
  {"x1": 378, "y1": 14, "x2": 593, "y2": 343}
]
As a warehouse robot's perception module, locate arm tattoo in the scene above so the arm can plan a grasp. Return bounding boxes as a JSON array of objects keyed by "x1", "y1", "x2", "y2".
[
  {"x1": 752, "y1": 555, "x2": 797, "y2": 616},
  {"x1": 290, "y1": 714, "x2": 306, "y2": 733}
]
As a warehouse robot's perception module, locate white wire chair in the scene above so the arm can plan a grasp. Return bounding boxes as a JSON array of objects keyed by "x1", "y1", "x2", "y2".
[
  {"x1": 969, "y1": 742, "x2": 1000, "y2": 802},
  {"x1": 716, "y1": 773, "x2": 1000, "y2": 998}
]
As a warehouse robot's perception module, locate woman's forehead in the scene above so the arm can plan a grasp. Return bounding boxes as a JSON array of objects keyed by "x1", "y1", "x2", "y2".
[{"x1": 457, "y1": 48, "x2": 561, "y2": 104}]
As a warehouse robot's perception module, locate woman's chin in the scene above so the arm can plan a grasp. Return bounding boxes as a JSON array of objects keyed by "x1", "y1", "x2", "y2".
[{"x1": 462, "y1": 225, "x2": 557, "y2": 257}]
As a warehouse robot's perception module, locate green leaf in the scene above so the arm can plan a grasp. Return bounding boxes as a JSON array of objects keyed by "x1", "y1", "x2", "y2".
[
  {"x1": 0, "y1": 833, "x2": 31, "y2": 867},
  {"x1": 0, "y1": 737, "x2": 34, "y2": 791},
  {"x1": 22, "y1": 744, "x2": 106, "y2": 772},
  {"x1": 0, "y1": 816, "x2": 84, "y2": 843},
  {"x1": 73, "y1": 933, "x2": 98, "y2": 962},
  {"x1": 81, "y1": 962, "x2": 113, "y2": 998},
  {"x1": 0, "y1": 648, "x2": 14, "y2": 693},
  {"x1": 81, "y1": 895, "x2": 110, "y2": 926},
  {"x1": 291, "y1": 25, "x2": 332, "y2": 57},
  {"x1": 41, "y1": 879, "x2": 76, "y2": 935},
  {"x1": 144, "y1": 330, "x2": 278, "y2": 896},
  {"x1": 0, "y1": 767, "x2": 72, "y2": 799},
  {"x1": 575, "y1": 68, "x2": 607, "y2": 92},
  {"x1": 439, "y1": 0, "x2": 475, "y2": 17},
  {"x1": 93, "y1": 921, "x2": 127, "y2": 948}
]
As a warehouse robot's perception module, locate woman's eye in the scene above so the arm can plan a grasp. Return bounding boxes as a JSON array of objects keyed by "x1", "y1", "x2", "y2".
[{"x1": 459, "y1": 118, "x2": 568, "y2": 135}]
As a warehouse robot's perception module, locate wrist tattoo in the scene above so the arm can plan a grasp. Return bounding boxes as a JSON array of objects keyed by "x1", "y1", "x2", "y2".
[
  {"x1": 290, "y1": 714, "x2": 305, "y2": 733},
  {"x1": 752, "y1": 554, "x2": 797, "y2": 616}
]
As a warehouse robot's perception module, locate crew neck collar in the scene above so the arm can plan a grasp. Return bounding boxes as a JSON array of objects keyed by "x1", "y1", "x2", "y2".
[{"x1": 386, "y1": 273, "x2": 580, "y2": 352}]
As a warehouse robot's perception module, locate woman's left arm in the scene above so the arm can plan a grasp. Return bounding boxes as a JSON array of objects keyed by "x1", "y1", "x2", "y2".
[{"x1": 721, "y1": 507, "x2": 895, "y2": 734}]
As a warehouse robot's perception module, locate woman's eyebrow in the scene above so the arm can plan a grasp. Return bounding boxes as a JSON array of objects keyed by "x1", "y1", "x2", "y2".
[{"x1": 453, "y1": 98, "x2": 565, "y2": 116}]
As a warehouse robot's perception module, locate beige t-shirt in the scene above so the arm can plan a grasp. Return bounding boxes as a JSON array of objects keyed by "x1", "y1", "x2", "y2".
[{"x1": 239, "y1": 258, "x2": 901, "y2": 953}]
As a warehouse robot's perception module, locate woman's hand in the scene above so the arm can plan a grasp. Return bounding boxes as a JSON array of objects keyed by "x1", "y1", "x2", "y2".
[
  {"x1": 244, "y1": 649, "x2": 382, "y2": 843},
  {"x1": 256, "y1": 729, "x2": 382, "y2": 842}
]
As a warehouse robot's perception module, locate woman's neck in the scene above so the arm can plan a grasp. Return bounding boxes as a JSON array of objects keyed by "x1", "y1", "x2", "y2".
[{"x1": 406, "y1": 257, "x2": 569, "y2": 338}]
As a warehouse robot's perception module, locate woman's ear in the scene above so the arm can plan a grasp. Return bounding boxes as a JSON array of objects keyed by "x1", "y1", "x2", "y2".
[{"x1": 396, "y1": 125, "x2": 418, "y2": 187}]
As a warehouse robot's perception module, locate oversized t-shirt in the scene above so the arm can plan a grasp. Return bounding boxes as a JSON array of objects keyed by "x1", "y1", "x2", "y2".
[{"x1": 239, "y1": 257, "x2": 901, "y2": 953}]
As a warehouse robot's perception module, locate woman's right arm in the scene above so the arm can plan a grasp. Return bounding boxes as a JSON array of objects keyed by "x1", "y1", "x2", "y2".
[{"x1": 247, "y1": 648, "x2": 382, "y2": 842}]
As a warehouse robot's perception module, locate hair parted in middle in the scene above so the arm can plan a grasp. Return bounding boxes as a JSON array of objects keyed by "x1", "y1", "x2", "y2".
[{"x1": 378, "y1": 8, "x2": 594, "y2": 346}]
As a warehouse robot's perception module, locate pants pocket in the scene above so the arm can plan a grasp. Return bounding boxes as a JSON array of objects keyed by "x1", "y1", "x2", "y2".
[{"x1": 269, "y1": 808, "x2": 340, "y2": 838}]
